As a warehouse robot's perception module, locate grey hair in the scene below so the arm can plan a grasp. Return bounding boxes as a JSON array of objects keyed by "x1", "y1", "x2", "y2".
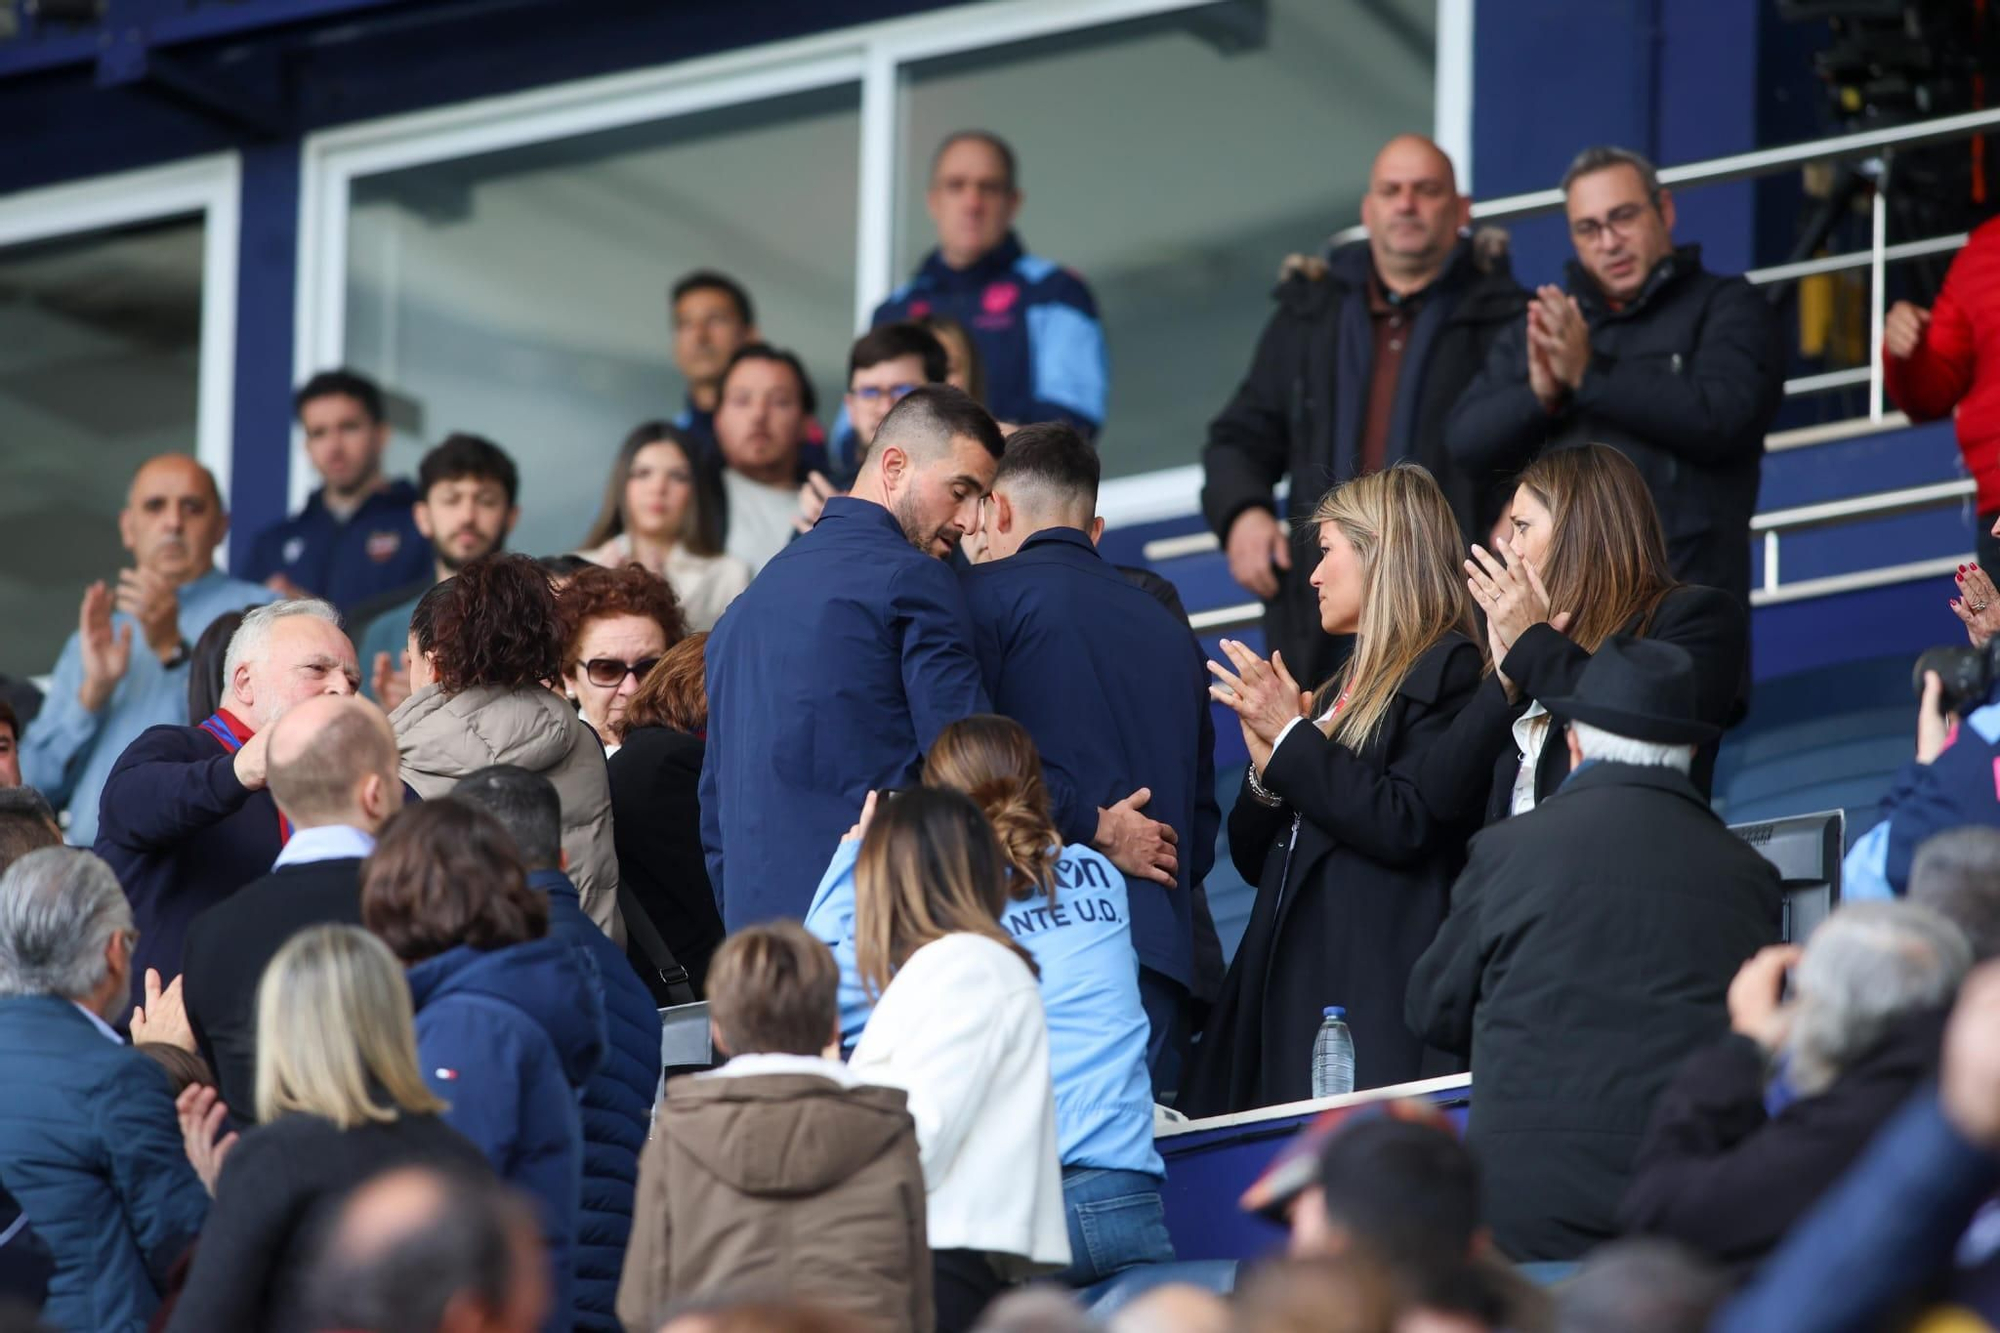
[
  {"x1": 1570, "y1": 720, "x2": 1694, "y2": 773},
  {"x1": 222, "y1": 598, "x2": 342, "y2": 690},
  {"x1": 1910, "y1": 826, "x2": 2000, "y2": 961},
  {"x1": 1786, "y1": 900, "x2": 1972, "y2": 1097},
  {"x1": 0, "y1": 847, "x2": 134, "y2": 1000},
  {"x1": 1561, "y1": 145, "x2": 1663, "y2": 201}
]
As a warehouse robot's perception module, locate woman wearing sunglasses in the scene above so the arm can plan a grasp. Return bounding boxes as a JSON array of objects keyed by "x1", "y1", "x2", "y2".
[
  {"x1": 555, "y1": 563, "x2": 688, "y2": 754},
  {"x1": 391, "y1": 553, "x2": 625, "y2": 940}
]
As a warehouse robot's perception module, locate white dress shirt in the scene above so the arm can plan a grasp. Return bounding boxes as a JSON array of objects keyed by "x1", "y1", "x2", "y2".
[{"x1": 272, "y1": 823, "x2": 377, "y2": 871}]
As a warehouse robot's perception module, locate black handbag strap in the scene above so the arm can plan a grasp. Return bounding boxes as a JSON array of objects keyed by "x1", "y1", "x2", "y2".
[{"x1": 618, "y1": 884, "x2": 697, "y2": 1006}]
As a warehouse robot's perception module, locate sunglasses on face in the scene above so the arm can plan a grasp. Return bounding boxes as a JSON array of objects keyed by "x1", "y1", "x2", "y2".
[{"x1": 581, "y1": 658, "x2": 661, "y2": 688}]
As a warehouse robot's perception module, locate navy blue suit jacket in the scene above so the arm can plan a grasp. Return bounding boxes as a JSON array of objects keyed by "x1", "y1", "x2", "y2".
[
  {"x1": 93, "y1": 723, "x2": 287, "y2": 1019},
  {"x1": 700, "y1": 497, "x2": 990, "y2": 928},
  {"x1": 960, "y1": 526, "x2": 1219, "y2": 986}
]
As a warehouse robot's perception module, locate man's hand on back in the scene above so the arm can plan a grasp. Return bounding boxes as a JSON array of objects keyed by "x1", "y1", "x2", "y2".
[{"x1": 1095, "y1": 788, "x2": 1179, "y2": 888}]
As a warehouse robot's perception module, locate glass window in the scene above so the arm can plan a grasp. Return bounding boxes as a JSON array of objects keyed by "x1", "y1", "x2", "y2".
[
  {"x1": 0, "y1": 216, "x2": 204, "y2": 677},
  {"x1": 345, "y1": 84, "x2": 861, "y2": 559},
  {"x1": 895, "y1": 0, "x2": 1437, "y2": 478}
]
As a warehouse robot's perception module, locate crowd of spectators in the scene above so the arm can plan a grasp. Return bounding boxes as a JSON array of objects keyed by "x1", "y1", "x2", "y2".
[{"x1": 2, "y1": 114, "x2": 1999, "y2": 1333}]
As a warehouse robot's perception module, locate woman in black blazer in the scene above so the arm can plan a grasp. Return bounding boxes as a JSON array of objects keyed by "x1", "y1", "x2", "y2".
[
  {"x1": 166, "y1": 925, "x2": 490, "y2": 1333},
  {"x1": 1184, "y1": 465, "x2": 1491, "y2": 1113},
  {"x1": 607, "y1": 632, "x2": 725, "y2": 1002},
  {"x1": 1462, "y1": 443, "x2": 1748, "y2": 821}
]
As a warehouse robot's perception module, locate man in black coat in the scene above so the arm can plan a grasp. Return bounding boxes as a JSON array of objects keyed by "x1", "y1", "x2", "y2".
[
  {"x1": 1201, "y1": 134, "x2": 1528, "y2": 688},
  {"x1": 1448, "y1": 146, "x2": 1786, "y2": 611},
  {"x1": 1406, "y1": 637, "x2": 1782, "y2": 1261},
  {"x1": 963, "y1": 423, "x2": 1220, "y2": 1093},
  {"x1": 182, "y1": 694, "x2": 403, "y2": 1120},
  {"x1": 94, "y1": 599, "x2": 362, "y2": 1019}
]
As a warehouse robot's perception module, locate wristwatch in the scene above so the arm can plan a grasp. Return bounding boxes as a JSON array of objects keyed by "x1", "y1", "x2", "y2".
[{"x1": 160, "y1": 638, "x2": 192, "y2": 671}]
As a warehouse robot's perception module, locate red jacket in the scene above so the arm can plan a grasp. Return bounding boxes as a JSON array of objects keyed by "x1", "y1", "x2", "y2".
[{"x1": 1884, "y1": 216, "x2": 2000, "y2": 511}]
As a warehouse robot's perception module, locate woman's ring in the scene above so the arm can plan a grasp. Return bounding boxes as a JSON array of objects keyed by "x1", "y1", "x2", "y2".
[{"x1": 1974, "y1": 600, "x2": 1989, "y2": 613}]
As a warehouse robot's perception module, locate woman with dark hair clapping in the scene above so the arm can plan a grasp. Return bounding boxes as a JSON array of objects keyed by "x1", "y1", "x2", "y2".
[{"x1": 390, "y1": 553, "x2": 623, "y2": 939}]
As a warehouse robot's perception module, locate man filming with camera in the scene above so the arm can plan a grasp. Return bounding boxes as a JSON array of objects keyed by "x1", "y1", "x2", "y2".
[{"x1": 1844, "y1": 636, "x2": 2000, "y2": 898}]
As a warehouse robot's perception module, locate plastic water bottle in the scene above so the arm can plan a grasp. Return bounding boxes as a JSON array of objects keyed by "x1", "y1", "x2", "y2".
[{"x1": 1311, "y1": 1006, "x2": 1356, "y2": 1098}]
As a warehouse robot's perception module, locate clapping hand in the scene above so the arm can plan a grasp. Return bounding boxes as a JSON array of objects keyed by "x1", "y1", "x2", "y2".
[
  {"x1": 1727, "y1": 944, "x2": 1803, "y2": 1052},
  {"x1": 372, "y1": 650, "x2": 413, "y2": 712},
  {"x1": 1528, "y1": 286, "x2": 1591, "y2": 391},
  {"x1": 176, "y1": 1084, "x2": 237, "y2": 1196},
  {"x1": 128, "y1": 968, "x2": 196, "y2": 1053},
  {"x1": 1207, "y1": 638, "x2": 1310, "y2": 775},
  {"x1": 114, "y1": 567, "x2": 181, "y2": 663},
  {"x1": 76, "y1": 581, "x2": 134, "y2": 712},
  {"x1": 1952, "y1": 564, "x2": 2000, "y2": 649},
  {"x1": 842, "y1": 789, "x2": 880, "y2": 844}
]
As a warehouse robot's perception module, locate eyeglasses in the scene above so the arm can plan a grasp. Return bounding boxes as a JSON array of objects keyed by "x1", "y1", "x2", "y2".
[
  {"x1": 1569, "y1": 201, "x2": 1655, "y2": 245},
  {"x1": 850, "y1": 383, "x2": 920, "y2": 404},
  {"x1": 582, "y1": 657, "x2": 661, "y2": 688}
]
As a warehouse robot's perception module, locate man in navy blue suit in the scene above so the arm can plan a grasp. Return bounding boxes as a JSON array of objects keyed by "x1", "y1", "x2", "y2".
[
  {"x1": 962, "y1": 422, "x2": 1218, "y2": 1091},
  {"x1": 700, "y1": 387, "x2": 1175, "y2": 930}
]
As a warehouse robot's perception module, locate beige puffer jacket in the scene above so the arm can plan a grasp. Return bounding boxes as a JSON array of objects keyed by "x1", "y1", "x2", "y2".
[{"x1": 391, "y1": 682, "x2": 623, "y2": 943}]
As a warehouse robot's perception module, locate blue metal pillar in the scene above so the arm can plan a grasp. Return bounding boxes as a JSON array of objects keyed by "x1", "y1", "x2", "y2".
[{"x1": 228, "y1": 138, "x2": 301, "y2": 572}]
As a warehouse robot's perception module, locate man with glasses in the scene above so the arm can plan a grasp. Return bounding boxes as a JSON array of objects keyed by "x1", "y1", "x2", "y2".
[
  {"x1": 869, "y1": 130, "x2": 1107, "y2": 438},
  {"x1": 1449, "y1": 145, "x2": 1785, "y2": 610},
  {"x1": 798, "y1": 322, "x2": 953, "y2": 534}
]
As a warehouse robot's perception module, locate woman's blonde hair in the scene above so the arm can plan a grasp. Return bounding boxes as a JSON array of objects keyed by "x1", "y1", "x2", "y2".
[
  {"x1": 1513, "y1": 444, "x2": 1678, "y2": 654},
  {"x1": 255, "y1": 923, "x2": 447, "y2": 1129},
  {"x1": 852, "y1": 787, "x2": 1038, "y2": 998},
  {"x1": 922, "y1": 715, "x2": 1060, "y2": 902},
  {"x1": 1310, "y1": 464, "x2": 1478, "y2": 752}
]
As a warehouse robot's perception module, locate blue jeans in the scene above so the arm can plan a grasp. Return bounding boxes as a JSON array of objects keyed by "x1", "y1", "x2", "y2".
[{"x1": 1056, "y1": 1166, "x2": 1176, "y2": 1287}]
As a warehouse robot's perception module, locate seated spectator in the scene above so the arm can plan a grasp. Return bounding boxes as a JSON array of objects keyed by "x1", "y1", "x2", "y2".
[
  {"x1": 1187, "y1": 464, "x2": 1489, "y2": 1111},
  {"x1": 245, "y1": 369, "x2": 430, "y2": 614},
  {"x1": 356, "y1": 432, "x2": 522, "y2": 708},
  {"x1": 917, "y1": 313, "x2": 986, "y2": 406},
  {"x1": 1843, "y1": 657, "x2": 2000, "y2": 899},
  {"x1": 22, "y1": 453, "x2": 274, "y2": 848},
  {"x1": 805, "y1": 715, "x2": 1168, "y2": 1287},
  {"x1": 1713, "y1": 960, "x2": 2000, "y2": 1333},
  {"x1": 183, "y1": 605, "x2": 252, "y2": 724},
  {"x1": 607, "y1": 635, "x2": 725, "y2": 1001},
  {"x1": 1554, "y1": 1239, "x2": 1728, "y2": 1333},
  {"x1": 669, "y1": 270, "x2": 761, "y2": 457},
  {"x1": 454, "y1": 764, "x2": 661, "y2": 1332},
  {"x1": 181, "y1": 694, "x2": 404, "y2": 1119},
  {"x1": 1286, "y1": 1112, "x2": 1548, "y2": 1333},
  {"x1": 1618, "y1": 901, "x2": 1972, "y2": 1270},
  {"x1": 555, "y1": 564, "x2": 688, "y2": 753},
  {"x1": 1911, "y1": 826, "x2": 2000, "y2": 959},
  {"x1": 165, "y1": 924, "x2": 491, "y2": 1332},
  {"x1": 0, "y1": 788, "x2": 61, "y2": 875},
  {"x1": 0, "y1": 696, "x2": 19, "y2": 788},
  {"x1": 579, "y1": 424, "x2": 750, "y2": 633},
  {"x1": 618, "y1": 922, "x2": 930, "y2": 1333},
  {"x1": 846, "y1": 787, "x2": 1068, "y2": 1332},
  {"x1": 1408, "y1": 637, "x2": 1782, "y2": 1260},
  {"x1": 1882, "y1": 216, "x2": 2000, "y2": 572},
  {"x1": 812, "y1": 321, "x2": 951, "y2": 516},
  {"x1": 0, "y1": 847, "x2": 209, "y2": 1332},
  {"x1": 362, "y1": 799, "x2": 606, "y2": 1332},
  {"x1": 393, "y1": 554, "x2": 621, "y2": 940},
  {"x1": 1456, "y1": 443, "x2": 1747, "y2": 818},
  {"x1": 303, "y1": 1165, "x2": 551, "y2": 1333},
  {"x1": 713, "y1": 345, "x2": 823, "y2": 574},
  {"x1": 94, "y1": 598, "x2": 360, "y2": 1015}
]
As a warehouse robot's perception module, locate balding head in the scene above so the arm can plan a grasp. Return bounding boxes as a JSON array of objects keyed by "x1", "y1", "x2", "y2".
[
  {"x1": 120, "y1": 453, "x2": 228, "y2": 584},
  {"x1": 307, "y1": 1166, "x2": 548, "y2": 1333},
  {"x1": 1361, "y1": 134, "x2": 1469, "y2": 293},
  {"x1": 267, "y1": 696, "x2": 402, "y2": 833}
]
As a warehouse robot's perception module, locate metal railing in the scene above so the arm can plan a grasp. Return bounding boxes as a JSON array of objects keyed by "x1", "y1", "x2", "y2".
[{"x1": 1151, "y1": 107, "x2": 2000, "y2": 627}]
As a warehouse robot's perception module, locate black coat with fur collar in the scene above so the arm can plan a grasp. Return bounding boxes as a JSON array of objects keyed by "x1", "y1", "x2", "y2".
[{"x1": 1201, "y1": 236, "x2": 1528, "y2": 690}]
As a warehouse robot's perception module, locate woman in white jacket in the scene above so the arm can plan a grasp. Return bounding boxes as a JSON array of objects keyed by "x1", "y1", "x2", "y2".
[{"x1": 848, "y1": 787, "x2": 1069, "y2": 1331}]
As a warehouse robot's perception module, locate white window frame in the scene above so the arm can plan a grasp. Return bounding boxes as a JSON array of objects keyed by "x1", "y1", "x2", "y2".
[
  {"x1": 0, "y1": 154, "x2": 242, "y2": 518},
  {"x1": 294, "y1": 0, "x2": 1471, "y2": 524}
]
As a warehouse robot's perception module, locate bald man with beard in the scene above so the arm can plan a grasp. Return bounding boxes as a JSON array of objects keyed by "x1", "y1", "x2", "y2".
[
  {"x1": 1201, "y1": 135, "x2": 1528, "y2": 689},
  {"x1": 180, "y1": 694, "x2": 406, "y2": 1121},
  {"x1": 22, "y1": 454, "x2": 277, "y2": 847}
]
